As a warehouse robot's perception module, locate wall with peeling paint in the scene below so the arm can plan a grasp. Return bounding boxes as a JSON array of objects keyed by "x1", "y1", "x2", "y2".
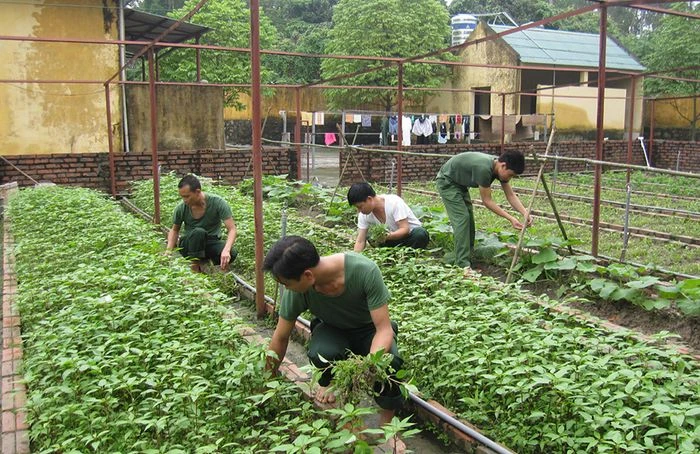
[
  {"x1": 537, "y1": 85, "x2": 628, "y2": 131},
  {"x1": 126, "y1": 85, "x2": 224, "y2": 152},
  {"x1": 0, "y1": 0, "x2": 121, "y2": 156}
]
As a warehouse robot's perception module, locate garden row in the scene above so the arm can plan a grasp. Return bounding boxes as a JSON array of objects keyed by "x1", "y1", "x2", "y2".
[
  {"x1": 7, "y1": 186, "x2": 382, "y2": 453},
  {"x1": 131, "y1": 175, "x2": 700, "y2": 453},
  {"x1": 402, "y1": 174, "x2": 700, "y2": 277}
]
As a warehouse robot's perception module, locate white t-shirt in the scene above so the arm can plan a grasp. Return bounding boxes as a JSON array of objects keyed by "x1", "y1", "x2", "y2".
[{"x1": 357, "y1": 194, "x2": 422, "y2": 232}]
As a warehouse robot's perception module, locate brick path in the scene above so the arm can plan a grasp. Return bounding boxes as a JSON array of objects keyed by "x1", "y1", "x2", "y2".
[{"x1": 1, "y1": 182, "x2": 30, "y2": 454}]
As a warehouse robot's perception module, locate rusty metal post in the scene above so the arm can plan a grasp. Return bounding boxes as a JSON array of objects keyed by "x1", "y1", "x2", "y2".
[
  {"x1": 147, "y1": 48, "x2": 161, "y2": 225},
  {"x1": 195, "y1": 35, "x2": 201, "y2": 82},
  {"x1": 591, "y1": 5, "x2": 607, "y2": 257},
  {"x1": 250, "y1": 0, "x2": 266, "y2": 319},
  {"x1": 155, "y1": 51, "x2": 160, "y2": 81},
  {"x1": 626, "y1": 75, "x2": 636, "y2": 184},
  {"x1": 295, "y1": 87, "x2": 302, "y2": 180},
  {"x1": 105, "y1": 84, "x2": 117, "y2": 197},
  {"x1": 500, "y1": 93, "x2": 506, "y2": 154},
  {"x1": 649, "y1": 98, "x2": 655, "y2": 163},
  {"x1": 396, "y1": 63, "x2": 404, "y2": 196}
]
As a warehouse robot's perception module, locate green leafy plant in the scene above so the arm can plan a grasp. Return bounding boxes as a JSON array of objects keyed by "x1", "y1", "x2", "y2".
[
  {"x1": 7, "y1": 186, "x2": 374, "y2": 452},
  {"x1": 132, "y1": 176, "x2": 700, "y2": 453},
  {"x1": 367, "y1": 224, "x2": 389, "y2": 248}
]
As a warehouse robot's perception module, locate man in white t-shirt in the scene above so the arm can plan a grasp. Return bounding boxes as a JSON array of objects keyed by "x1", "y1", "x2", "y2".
[{"x1": 348, "y1": 182, "x2": 429, "y2": 252}]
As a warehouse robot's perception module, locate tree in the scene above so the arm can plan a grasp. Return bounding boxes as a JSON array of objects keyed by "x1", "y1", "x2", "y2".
[
  {"x1": 133, "y1": 0, "x2": 187, "y2": 16},
  {"x1": 642, "y1": 3, "x2": 700, "y2": 140},
  {"x1": 448, "y1": 0, "x2": 554, "y2": 26},
  {"x1": 154, "y1": 0, "x2": 278, "y2": 106},
  {"x1": 321, "y1": 0, "x2": 453, "y2": 111},
  {"x1": 260, "y1": 0, "x2": 338, "y2": 83}
]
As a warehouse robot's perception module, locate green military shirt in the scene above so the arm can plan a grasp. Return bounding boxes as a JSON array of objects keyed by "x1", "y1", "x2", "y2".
[
  {"x1": 279, "y1": 253, "x2": 390, "y2": 330},
  {"x1": 172, "y1": 193, "x2": 232, "y2": 239},
  {"x1": 438, "y1": 152, "x2": 497, "y2": 188}
]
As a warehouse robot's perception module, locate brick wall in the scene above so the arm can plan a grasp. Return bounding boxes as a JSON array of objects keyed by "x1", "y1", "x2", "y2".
[
  {"x1": 650, "y1": 140, "x2": 700, "y2": 173},
  {"x1": 339, "y1": 140, "x2": 699, "y2": 184},
  {"x1": 0, "y1": 148, "x2": 297, "y2": 194},
  {"x1": 1, "y1": 141, "x2": 696, "y2": 192}
]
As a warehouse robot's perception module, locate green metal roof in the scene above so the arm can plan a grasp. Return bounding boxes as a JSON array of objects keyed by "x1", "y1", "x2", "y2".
[{"x1": 490, "y1": 25, "x2": 645, "y2": 72}]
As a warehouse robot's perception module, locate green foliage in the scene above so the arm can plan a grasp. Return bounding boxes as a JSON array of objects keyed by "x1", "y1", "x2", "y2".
[
  {"x1": 133, "y1": 175, "x2": 700, "y2": 453},
  {"x1": 321, "y1": 0, "x2": 454, "y2": 110},
  {"x1": 7, "y1": 186, "x2": 364, "y2": 452},
  {"x1": 156, "y1": 0, "x2": 279, "y2": 107},
  {"x1": 363, "y1": 247, "x2": 700, "y2": 454},
  {"x1": 642, "y1": 3, "x2": 700, "y2": 97},
  {"x1": 641, "y1": 3, "x2": 699, "y2": 139},
  {"x1": 367, "y1": 224, "x2": 389, "y2": 247},
  {"x1": 261, "y1": 0, "x2": 337, "y2": 83},
  {"x1": 134, "y1": 0, "x2": 187, "y2": 15}
]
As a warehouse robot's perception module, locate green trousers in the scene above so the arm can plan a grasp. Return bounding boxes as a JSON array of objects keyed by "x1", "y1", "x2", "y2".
[
  {"x1": 179, "y1": 227, "x2": 237, "y2": 266},
  {"x1": 383, "y1": 226, "x2": 430, "y2": 249},
  {"x1": 307, "y1": 320, "x2": 404, "y2": 410},
  {"x1": 436, "y1": 175, "x2": 475, "y2": 268}
]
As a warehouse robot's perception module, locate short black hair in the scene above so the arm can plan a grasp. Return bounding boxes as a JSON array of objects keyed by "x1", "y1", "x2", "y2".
[
  {"x1": 178, "y1": 175, "x2": 202, "y2": 191},
  {"x1": 498, "y1": 151, "x2": 525, "y2": 175},
  {"x1": 347, "y1": 182, "x2": 376, "y2": 206},
  {"x1": 263, "y1": 236, "x2": 320, "y2": 281}
]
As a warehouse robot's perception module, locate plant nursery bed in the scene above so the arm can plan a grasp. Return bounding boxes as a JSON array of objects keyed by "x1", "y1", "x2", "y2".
[{"x1": 476, "y1": 262, "x2": 700, "y2": 356}]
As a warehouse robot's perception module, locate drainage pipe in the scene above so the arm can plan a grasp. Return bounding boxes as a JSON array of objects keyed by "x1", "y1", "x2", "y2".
[{"x1": 408, "y1": 394, "x2": 514, "y2": 454}]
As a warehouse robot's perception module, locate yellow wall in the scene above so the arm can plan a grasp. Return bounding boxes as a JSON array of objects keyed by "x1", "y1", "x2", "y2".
[
  {"x1": 0, "y1": 0, "x2": 121, "y2": 155},
  {"x1": 537, "y1": 86, "x2": 628, "y2": 131},
  {"x1": 127, "y1": 85, "x2": 224, "y2": 152},
  {"x1": 647, "y1": 98, "x2": 700, "y2": 128},
  {"x1": 224, "y1": 88, "x2": 329, "y2": 120},
  {"x1": 452, "y1": 22, "x2": 521, "y2": 118}
]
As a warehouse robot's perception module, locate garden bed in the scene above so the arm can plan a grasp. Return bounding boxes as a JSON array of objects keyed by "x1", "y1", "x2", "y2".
[
  {"x1": 131, "y1": 174, "x2": 700, "y2": 453},
  {"x1": 5, "y1": 185, "x2": 398, "y2": 453}
]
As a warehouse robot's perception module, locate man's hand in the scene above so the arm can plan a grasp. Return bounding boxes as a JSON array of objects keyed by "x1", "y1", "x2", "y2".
[
  {"x1": 525, "y1": 215, "x2": 534, "y2": 227},
  {"x1": 511, "y1": 218, "x2": 524, "y2": 230},
  {"x1": 220, "y1": 250, "x2": 232, "y2": 270}
]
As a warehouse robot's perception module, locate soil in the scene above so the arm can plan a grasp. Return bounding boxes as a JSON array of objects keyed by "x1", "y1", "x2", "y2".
[{"x1": 475, "y1": 262, "x2": 700, "y2": 357}]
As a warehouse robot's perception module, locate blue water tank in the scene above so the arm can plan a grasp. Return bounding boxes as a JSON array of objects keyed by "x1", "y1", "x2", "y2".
[{"x1": 451, "y1": 14, "x2": 477, "y2": 46}]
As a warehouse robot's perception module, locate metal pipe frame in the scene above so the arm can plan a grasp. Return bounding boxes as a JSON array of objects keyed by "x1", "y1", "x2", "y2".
[
  {"x1": 649, "y1": 99, "x2": 656, "y2": 162},
  {"x1": 250, "y1": 0, "x2": 266, "y2": 319},
  {"x1": 105, "y1": 0, "x2": 210, "y2": 84},
  {"x1": 147, "y1": 49, "x2": 161, "y2": 225},
  {"x1": 591, "y1": 5, "x2": 608, "y2": 257},
  {"x1": 626, "y1": 75, "x2": 637, "y2": 184},
  {"x1": 295, "y1": 88, "x2": 302, "y2": 180},
  {"x1": 397, "y1": 63, "x2": 404, "y2": 196},
  {"x1": 104, "y1": 84, "x2": 117, "y2": 197}
]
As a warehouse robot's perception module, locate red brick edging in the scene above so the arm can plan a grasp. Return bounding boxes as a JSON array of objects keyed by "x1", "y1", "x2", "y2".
[{"x1": 1, "y1": 182, "x2": 29, "y2": 454}]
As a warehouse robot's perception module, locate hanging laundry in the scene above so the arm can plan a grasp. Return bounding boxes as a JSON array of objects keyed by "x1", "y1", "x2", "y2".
[
  {"x1": 324, "y1": 133, "x2": 337, "y2": 146},
  {"x1": 401, "y1": 115, "x2": 412, "y2": 146},
  {"x1": 411, "y1": 115, "x2": 434, "y2": 137},
  {"x1": 301, "y1": 111, "x2": 313, "y2": 125},
  {"x1": 314, "y1": 112, "x2": 325, "y2": 125},
  {"x1": 353, "y1": 114, "x2": 362, "y2": 123},
  {"x1": 361, "y1": 114, "x2": 372, "y2": 127},
  {"x1": 345, "y1": 113, "x2": 355, "y2": 123},
  {"x1": 388, "y1": 116, "x2": 398, "y2": 135},
  {"x1": 455, "y1": 114, "x2": 462, "y2": 124},
  {"x1": 437, "y1": 122, "x2": 448, "y2": 144}
]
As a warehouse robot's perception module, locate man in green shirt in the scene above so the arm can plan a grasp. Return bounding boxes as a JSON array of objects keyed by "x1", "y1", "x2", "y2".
[
  {"x1": 436, "y1": 151, "x2": 532, "y2": 270},
  {"x1": 166, "y1": 175, "x2": 237, "y2": 273},
  {"x1": 264, "y1": 236, "x2": 405, "y2": 450}
]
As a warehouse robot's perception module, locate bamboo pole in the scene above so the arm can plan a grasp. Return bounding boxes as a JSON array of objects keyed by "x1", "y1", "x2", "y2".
[
  {"x1": 505, "y1": 127, "x2": 556, "y2": 284},
  {"x1": 530, "y1": 150, "x2": 574, "y2": 255}
]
